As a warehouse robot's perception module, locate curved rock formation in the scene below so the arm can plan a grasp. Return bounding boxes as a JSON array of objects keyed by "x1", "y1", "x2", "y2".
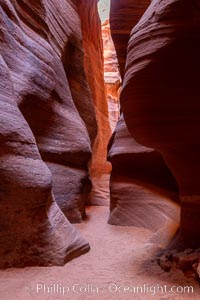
[
  {"x1": 108, "y1": 114, "x2": 179, "y2": 228},
  {"x1": 108, "y1": 0, "x2": 180, "y2": 230},
  {"x1": 0, "y1": 0, "x2": 108, "y2": 267},
  {"x1": 110, "y1": 0, "x2": 150, "y2": 78},
  {"x1": 0, "y1": 54, "x2": 89, "y2": 268},
  {"x1": 121, "y1": 0, "x2": 200, "y2": 249},
  {"x1": 14, "y1": 0, "x2": 98, "y2": 223}
]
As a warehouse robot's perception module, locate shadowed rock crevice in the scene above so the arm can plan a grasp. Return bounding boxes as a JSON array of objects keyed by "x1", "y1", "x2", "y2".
[
  {"x1": 79, "y1": 0, "x2": 113, "y2": 205},
  {"x1": 62, "y1": 39, "x2": 98, "y2": 145}
]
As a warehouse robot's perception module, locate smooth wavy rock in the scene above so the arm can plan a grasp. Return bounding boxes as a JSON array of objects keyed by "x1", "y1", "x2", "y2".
[
  {"x1": 109, "y1": 0, "x2": 179, "y2": 229},
  {"x1": 110, "y1": 0, "x2": 150, "y2": 78},
  {"x1": 121, "y1": 0, "x2": 200, "y2": 247},
  {"x1": 108, "y1": 114, "x2": 179, "y2": 227},
  {"x1": 0, "y1": 53, "x2": 89, "y2": 268},
  {"x1": 0, "y1": 0, "x2": 107, "y2": 267}
]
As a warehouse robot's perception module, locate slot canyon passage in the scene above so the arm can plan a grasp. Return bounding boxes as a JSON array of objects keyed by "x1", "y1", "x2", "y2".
[{"x1": 0, "y1": 0, "x2": 200, "y2": 299}]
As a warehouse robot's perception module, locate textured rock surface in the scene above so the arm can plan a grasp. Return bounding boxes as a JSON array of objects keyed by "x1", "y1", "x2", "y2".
[
  {"x1": 98, "y1": 0, "x2": 121, "y2": 132},
  {"x1": 15, "y1": 0, "x2": 98, "y2": 223},
  {"x1": 47, "y1": 163, "x2": 88, "y2": 222},
  {"x1": 108, "y1": 115, "x2": 178, "y2": 192},
  {"x1": 121, "y1": 0, "x2": 200, "y2": 249},
  {"x1": 0, "y1": 54, "x2": 89, "y2": 268},
  {"x1": 0, "y1": 0, "x2": 106, "y2": 267},
  {"x1": 79, "y1": 0, "x2": 112, "y2": 205},
  {"x1": 110, "y1": 0, "x2": 150, "y2": 78},
  {"x1": 108, "y1": 114, "x2": 179, "y2": 227},
  {"x1": 108, "y1": 0, "x2": 179, "y2": 228},
  {"x1": 158, "y1": 248, "x2": 200, "y2": 280}
]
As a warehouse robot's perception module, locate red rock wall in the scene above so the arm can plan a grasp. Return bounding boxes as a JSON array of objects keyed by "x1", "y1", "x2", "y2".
[
  {"x1": 21, "y1": 0, "x2": 98, "y2": 223},
  {"x1": 108, "y1": 114, "x2": 179, "y2": 228},
  {"x1": 121, "y1": 0, "x2": 200, "y2": 248},
  {"x1": 0, "y1": 0, "x2": 107, "y2": 267},
  {"x1": 102, "y1": 20, "x2": 121, "y2": 132},
  {"x1": 98, "y1": 0, "x2": 121, "y2": 132},
  {"x1": 108, "y1": 0, "x2": 181, "y2": 229},
  {"x1": 110, "y1": 0, "x2": 150, "y2": 79},
  {"x1": 79, "y1": 0, "x2": 112, "y2": 205}
]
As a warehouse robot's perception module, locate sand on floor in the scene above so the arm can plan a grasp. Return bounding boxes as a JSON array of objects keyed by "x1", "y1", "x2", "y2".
[{"x1": 0, "y1": 206, "x2": 199, "y2": 300}]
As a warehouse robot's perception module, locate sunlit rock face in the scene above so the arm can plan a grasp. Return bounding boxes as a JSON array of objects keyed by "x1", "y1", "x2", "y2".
[
  {"x1": 0, "y1": 0, "x2": 104, "y2": 268},
  {"x1": 102, "y1": 21, "x2": 121, "y2": 132},
  {"x1": 79, "y1": 0, "x2": 112, "y2": 205},
  {"x1": 121, "y1": 0, "x2": 200, "y2": 249},
  {"x1": 98, "y1": 0, "x2": 121, "y2": 132},
  {"x1": 108, "y1": 0, "x2": 180, "y2": 230}
]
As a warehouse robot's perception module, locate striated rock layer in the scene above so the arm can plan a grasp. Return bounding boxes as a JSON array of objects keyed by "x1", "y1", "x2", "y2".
[
  {"x1": 110, "y1": 0, "x2": 150, "y2": 79},
  {"x1": 121, "y1": 0, "x2": 200, "y2": 249},
  {"x1": 18, "y1": 0, "x2": 98, "y2": 223},
  {"x1": 98, "y1": 0, "x2": 121, "y2": 132},
  {"x1": 79, "y1": 0, "x2": 112, "y2": 205},
  {"x1": 108, "y1": 0, "x2": 180, "y2": 229},
  {"x1": 0, "y1": 0, "x2": 107, "y2": 267},
  {"x1": 108, "y1": 114, "x2": 179, "y2": 227},
  {"x1": 0, "y1": 53, "x2": 89, "y2": 268}
]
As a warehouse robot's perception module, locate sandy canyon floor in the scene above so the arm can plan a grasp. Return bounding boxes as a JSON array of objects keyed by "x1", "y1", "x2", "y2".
[{"x1": 0, "y1": 205, "x2": 200, "y2": 300}]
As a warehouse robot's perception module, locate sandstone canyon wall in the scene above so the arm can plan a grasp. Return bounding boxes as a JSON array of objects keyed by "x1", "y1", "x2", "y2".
[
  {"x1": 108, "y1": 0, "x2": 181, "y2": 230},
  {"x1": 120, "y1": 0, "x2": 200, "y2": 249},
  {"x1": 98, "y1": 0, "x2": 121, "y2": 132},
  {"x1": 79, "y1": 0, "x2": 112, "y2": 205},
  {"x1": 110, "y1": 0, "x2": 150, "y2": 79},
  {"x1": 108, "y1": 114, "x2": 179, "y2": 228},
  {"x1": 0, "y1": 0, "x2": 109, "y2": 268}
]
